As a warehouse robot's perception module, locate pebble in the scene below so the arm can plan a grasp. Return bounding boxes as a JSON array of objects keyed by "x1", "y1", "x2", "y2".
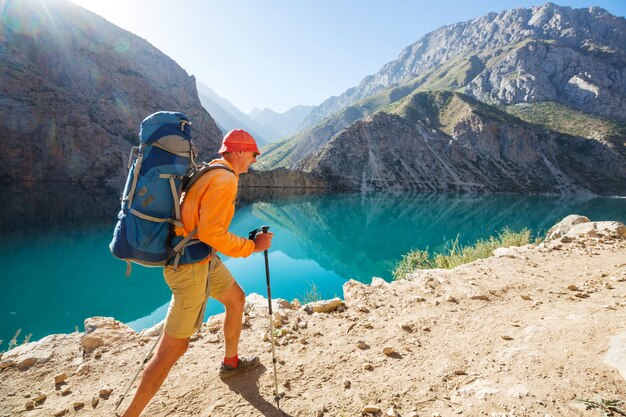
[
  {"x1": 357, "y1": 340, "x2": 368, "y2": 349},
  {"x1": 75, "y1": 363, "x2": 90, "y2": 375},
  {"x1": 567, "y1": 284, "x2": 579, "y2": 291},
  {"x1": 99, "y1": 388, "x2": 113, "y2": 397},
  {"x1": 446, "y1": 295, "x2": 458, "y2": 303},
  {"x1": 386, "y1": 407, "x2": 400, "y2": 417},
  {"x1": 33, "y1": 391, "x2": 47, "y2": 403},
  {"x1": 343, "y1": 379, "x2": 351, "y2": 389},
  {"x1": 401, "y1": 323, "x2": 414, "y2": 332},
  {"x1": 54, "y1": 372, "x2": 68, "y2": 385},
  {"x1": 383, "y1": 346, "x2": 397, "y2": 356},
  {"x1": 421, "y1": 326, "x2": 431, "y2": 332},
  {"x1": 575, "y1": 292, "x2": 590, "y2": 299},
  {"x1": 73, "y1": 401, "x2": 85, "y2": 409},
  {"x1": 25, "y1": 400, "x2": 34, "y2": 410},
  {"x1": 364, "y1": 363, "x2": 373, "y2": 370},
  {"x1": 53, "y1": 408, "x2": 68, "y2": 416},
  {"x1": 61, "y1": 386, "x2": 72, "y2": 396},
  {"x1": 502, "y1": 335, "x2": 514, "y2": 341},
  {"x1": 92, "y1": 396, "x2": 100, "y2": 407},
  {"x1": 520, "y1": 295, "x2": 532, "y2": 300},
  {"x1": 357, "y1": 304, "x2": 370, "y2": 313},
  {"x1": 470, "y1": 294, "x2": 490, "y2": 301},
  {"x1": 363, "y1": 405, "x2": 382, "y2": 414}
]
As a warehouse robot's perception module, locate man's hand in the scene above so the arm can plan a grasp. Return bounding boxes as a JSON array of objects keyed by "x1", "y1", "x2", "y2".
[{"x1": 253, "y1": 231, "x2": 273, "y2": 252}]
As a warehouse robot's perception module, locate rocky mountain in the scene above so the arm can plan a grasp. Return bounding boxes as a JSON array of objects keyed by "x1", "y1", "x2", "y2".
[
  {"x1": 196, "y1": 81, "x2": 280, "y2": 145},
  {"x1": 296, "y1": 91, "x2": 626, "y2": 194},
  {"x1": 0, "y1": 0, "x2": 222, "y2": 189},
  {"x1": 249, "y1": 105, "x2": 314, "y2": 139},
  {"x1": 261, "y1": 3, "x2": 626, "y2": 195},
  {"x1": 302, "y1": 3, "x2": 626, "y2": 127}
]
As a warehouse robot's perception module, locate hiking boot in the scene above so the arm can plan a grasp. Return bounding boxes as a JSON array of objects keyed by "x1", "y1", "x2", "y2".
[{"x1": 219, "y1": 356, "x2": 260, "y2": 378}]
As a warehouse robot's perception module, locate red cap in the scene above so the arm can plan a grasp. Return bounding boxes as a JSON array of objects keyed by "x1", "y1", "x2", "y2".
[{"x1": 218, "y1": 129, "x2": 260, "y2": 155}]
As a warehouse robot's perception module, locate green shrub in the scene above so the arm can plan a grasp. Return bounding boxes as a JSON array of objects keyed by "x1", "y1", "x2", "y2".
[{"x1": 393, "y1": 227, "x2": 534, "y2": 280}]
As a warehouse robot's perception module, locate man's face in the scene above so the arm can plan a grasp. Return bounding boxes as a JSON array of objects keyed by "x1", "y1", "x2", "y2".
[{"x1": 240, "y1": 151, "x2": 258, "y2": 173}]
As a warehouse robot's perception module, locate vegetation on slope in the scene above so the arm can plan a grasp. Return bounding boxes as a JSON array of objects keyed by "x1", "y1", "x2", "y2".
[{"x1": 392, "y1": 228, "x2": 534, "y2": 280}]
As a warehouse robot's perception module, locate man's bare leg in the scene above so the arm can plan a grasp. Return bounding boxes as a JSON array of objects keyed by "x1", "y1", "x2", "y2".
[
  {"x1": 216, "y1": 282, "x2": 245, "y2": 358},
  {"x1": 121, "y1": 333, "x2": 189, "y2": 417}
]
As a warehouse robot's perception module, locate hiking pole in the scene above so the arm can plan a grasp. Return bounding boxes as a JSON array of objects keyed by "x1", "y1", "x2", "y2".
[
  {"x1": 261, "y1": 225, "x2": 281, "y2": 409},
  {"x1": 114, "y1": 326, "x2": 164, "y2": 414}
]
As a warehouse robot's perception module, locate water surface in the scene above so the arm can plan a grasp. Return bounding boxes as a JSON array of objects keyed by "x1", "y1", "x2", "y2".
[{"x1": 1, "y1": 181, "x2": 624, "y2": 346}]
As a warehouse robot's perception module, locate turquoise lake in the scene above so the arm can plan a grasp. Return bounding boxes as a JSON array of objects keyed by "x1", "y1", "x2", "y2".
[{"x1": 1, "y1": 181, "x2": 625, "y2": 347}]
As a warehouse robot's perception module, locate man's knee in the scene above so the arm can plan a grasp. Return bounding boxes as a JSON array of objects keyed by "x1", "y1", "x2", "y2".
[
  {"x1": 156, "y1": 334, "x2": 189, "y2": 364},
  {"x1": 221, "y1": 284, "x2": 245, "y2": 312}
]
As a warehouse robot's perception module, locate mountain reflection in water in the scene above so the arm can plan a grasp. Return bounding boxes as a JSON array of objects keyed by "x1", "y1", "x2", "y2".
[{"x1": 1, "y1": 181, "x2": 624, "y2": 344}]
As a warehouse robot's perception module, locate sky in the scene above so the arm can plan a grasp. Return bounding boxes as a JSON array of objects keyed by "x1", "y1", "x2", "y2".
[{"x1": 70, "y1": 0, "x2": 626, "y2": 114}]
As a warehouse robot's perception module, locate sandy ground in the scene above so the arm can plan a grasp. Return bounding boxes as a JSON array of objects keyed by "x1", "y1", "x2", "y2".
[{"x1": 1, "y1": 217, "x2": 625, "y2": 417}]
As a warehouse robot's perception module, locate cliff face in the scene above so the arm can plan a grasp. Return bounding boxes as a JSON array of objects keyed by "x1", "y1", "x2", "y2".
[
  {"x1": 302, "y1": 3, "x2": 626, "y2": 127},
  {"x1": 295, "y1": 92, "x2": 626, "y2": 194},
  {"x1": 0, "y1": 0, "x2": 222, "y2": 189}
]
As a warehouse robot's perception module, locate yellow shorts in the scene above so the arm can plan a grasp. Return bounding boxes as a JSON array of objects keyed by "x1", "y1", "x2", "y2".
[{"x1": 163, "y1": 257, "x2": 235, "y2": 338}]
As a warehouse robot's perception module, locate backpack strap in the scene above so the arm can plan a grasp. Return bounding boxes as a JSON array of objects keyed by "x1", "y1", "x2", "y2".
[
  {"x1": 123, "y1": 145, "x2": 144, "y2": 209},
  {"x1": 170, "y1": 164, "x2": 235, "y2": 270},
  {"x1": 182, "y1": 163, "x2": 234, "y2": 192}
]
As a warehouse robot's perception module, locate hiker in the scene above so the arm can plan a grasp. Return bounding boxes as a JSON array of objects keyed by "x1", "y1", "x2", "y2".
[{"x1": 121, "y1": 129, "x2": 273, "y2": 417}]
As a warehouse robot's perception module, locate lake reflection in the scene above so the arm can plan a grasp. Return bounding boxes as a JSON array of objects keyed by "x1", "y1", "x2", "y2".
[{"x1": 1, "y1": 181, "x2": 624, "y2": 345}]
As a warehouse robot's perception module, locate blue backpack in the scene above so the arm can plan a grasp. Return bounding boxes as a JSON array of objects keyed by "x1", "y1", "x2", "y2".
[{"x1": 109, "y1": 111, "x2": 232, "y2": 276}]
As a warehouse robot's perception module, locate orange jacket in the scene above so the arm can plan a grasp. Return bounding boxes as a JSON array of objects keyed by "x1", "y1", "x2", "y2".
[{"x1": 174, "y1": 158, "x2": 255, "y2": 262}]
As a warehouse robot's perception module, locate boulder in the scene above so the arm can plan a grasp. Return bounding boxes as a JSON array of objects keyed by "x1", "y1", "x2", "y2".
[
  {"x1": 544, "y1": 215, "x2": 590, "y2": 241},
  {"x1": 81, "y1": 317, "x2": 135, "y2": 354},
  {"x1": 302, "y1": 298, "x2": 345, "y2": 314}
]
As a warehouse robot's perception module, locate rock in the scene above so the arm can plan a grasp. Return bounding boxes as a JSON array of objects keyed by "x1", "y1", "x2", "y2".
[
  {"x1": 567, "y1": 284, "x2": 580, "y2": 291},
  {"x1": 82, "y1": 317, "x2": 135, "y2": 354},
  {"x1": 0, "y1": 359, "x2": 16, "y2": 369},
  {"x1": 73, "y1": 401, "x2": 85, "y2": 409},
  {"x1": 303, "y1": 298, "x2": 344, "y2": 314},
  {"x1": 575, "y1": 292, "x2": 590, "y2": 299},
  {"x1": 445, "y1": 294, "x2": 458, "y2": 304},
  {"x1": 502, "y1": 335, "x2": 514, "y2": 340},
  {"x1": 54, "y1": 408, "x2": 68, "y2": 416},
  {"x1": 421, "y1": 326, "x2": 431, "y2": 332},
  {"x1": 383, "y1": 346, "x2": 397, "y2": 355},
  {"x1": 343, "y1": 279, "x2": 369, "y2": 303},
  {"x1": 61, "y1": 386, "x2": 71, "y2": 396},
  {"x1": 54, "y1": 372, "x2": 68, "y2": 385},
  {"x1": 75, "y1": 363, "x2": 90, "y2": 375},
  {"x1": 469, "y1": 294, "x2": 490, "y2": 301},
  {"x1": 363, "y1": 405, "x2": 382, "y2": 414},
  {"x1": 386, "y1": 407, "x2": 400, "y2": 417},
  {"x1": 356, "y1": 340, "x2": 368, "y2": 350},
  {"x1": 25, "y1": 400, "x2": 34, "y2": 410},
  {"x1": 291, "y1": 299, "x2": 302, "y2": 309},
  {"x1": 520, "y1": 295, "x2": 532, "y2": 300},
  {"x1": 400, "y1": 323, "x2": 414, "y2": 332},
  {"x1": 273, "y1": 312, "x2": 286, "y2": 327},
  {"x1": 2, "y1": 335, "x2": 55, "y2": 370},
  {"x1": 364, "y1": 363, "x2": 374, "y2": 370},
  {"x1": 92, "y1": 396, "x2": 100, "y2": 407},
  {"x1": 33, "y1": 391, "x2": 47, "y2": 403},
  {"x1": 545, "y1": 215, "x2": 590, "y2": 242},
  {"x1": 99, "y1": 388, "x2": 113, "y2": 398},
  {"x1": 17, "y1": 358, "x2": 37, "y2": 370},
  {"x1": 371, "y1": 277, "x2": 387, "y2": 287},
  {"x1": 357, "y1": 304, "x2": 370, "y2": 313},
  {"x1": 206, "y1": 316, "x2": 224, "y2": 333}
]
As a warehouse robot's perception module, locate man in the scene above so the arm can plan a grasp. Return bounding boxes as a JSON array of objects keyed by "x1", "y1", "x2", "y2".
[{"x1": 121, "y1": 129, "x2": 273, "y2": 417}]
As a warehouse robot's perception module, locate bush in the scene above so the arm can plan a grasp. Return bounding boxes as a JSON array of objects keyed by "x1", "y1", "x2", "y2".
[{"x1": 393, "y1": 227, "x2": 533, "y2": 280}]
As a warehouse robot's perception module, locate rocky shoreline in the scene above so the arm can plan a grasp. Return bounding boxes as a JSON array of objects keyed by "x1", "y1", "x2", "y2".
[{"x1": 1, "y1": 215, "x2": 625, "y2": 417}]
